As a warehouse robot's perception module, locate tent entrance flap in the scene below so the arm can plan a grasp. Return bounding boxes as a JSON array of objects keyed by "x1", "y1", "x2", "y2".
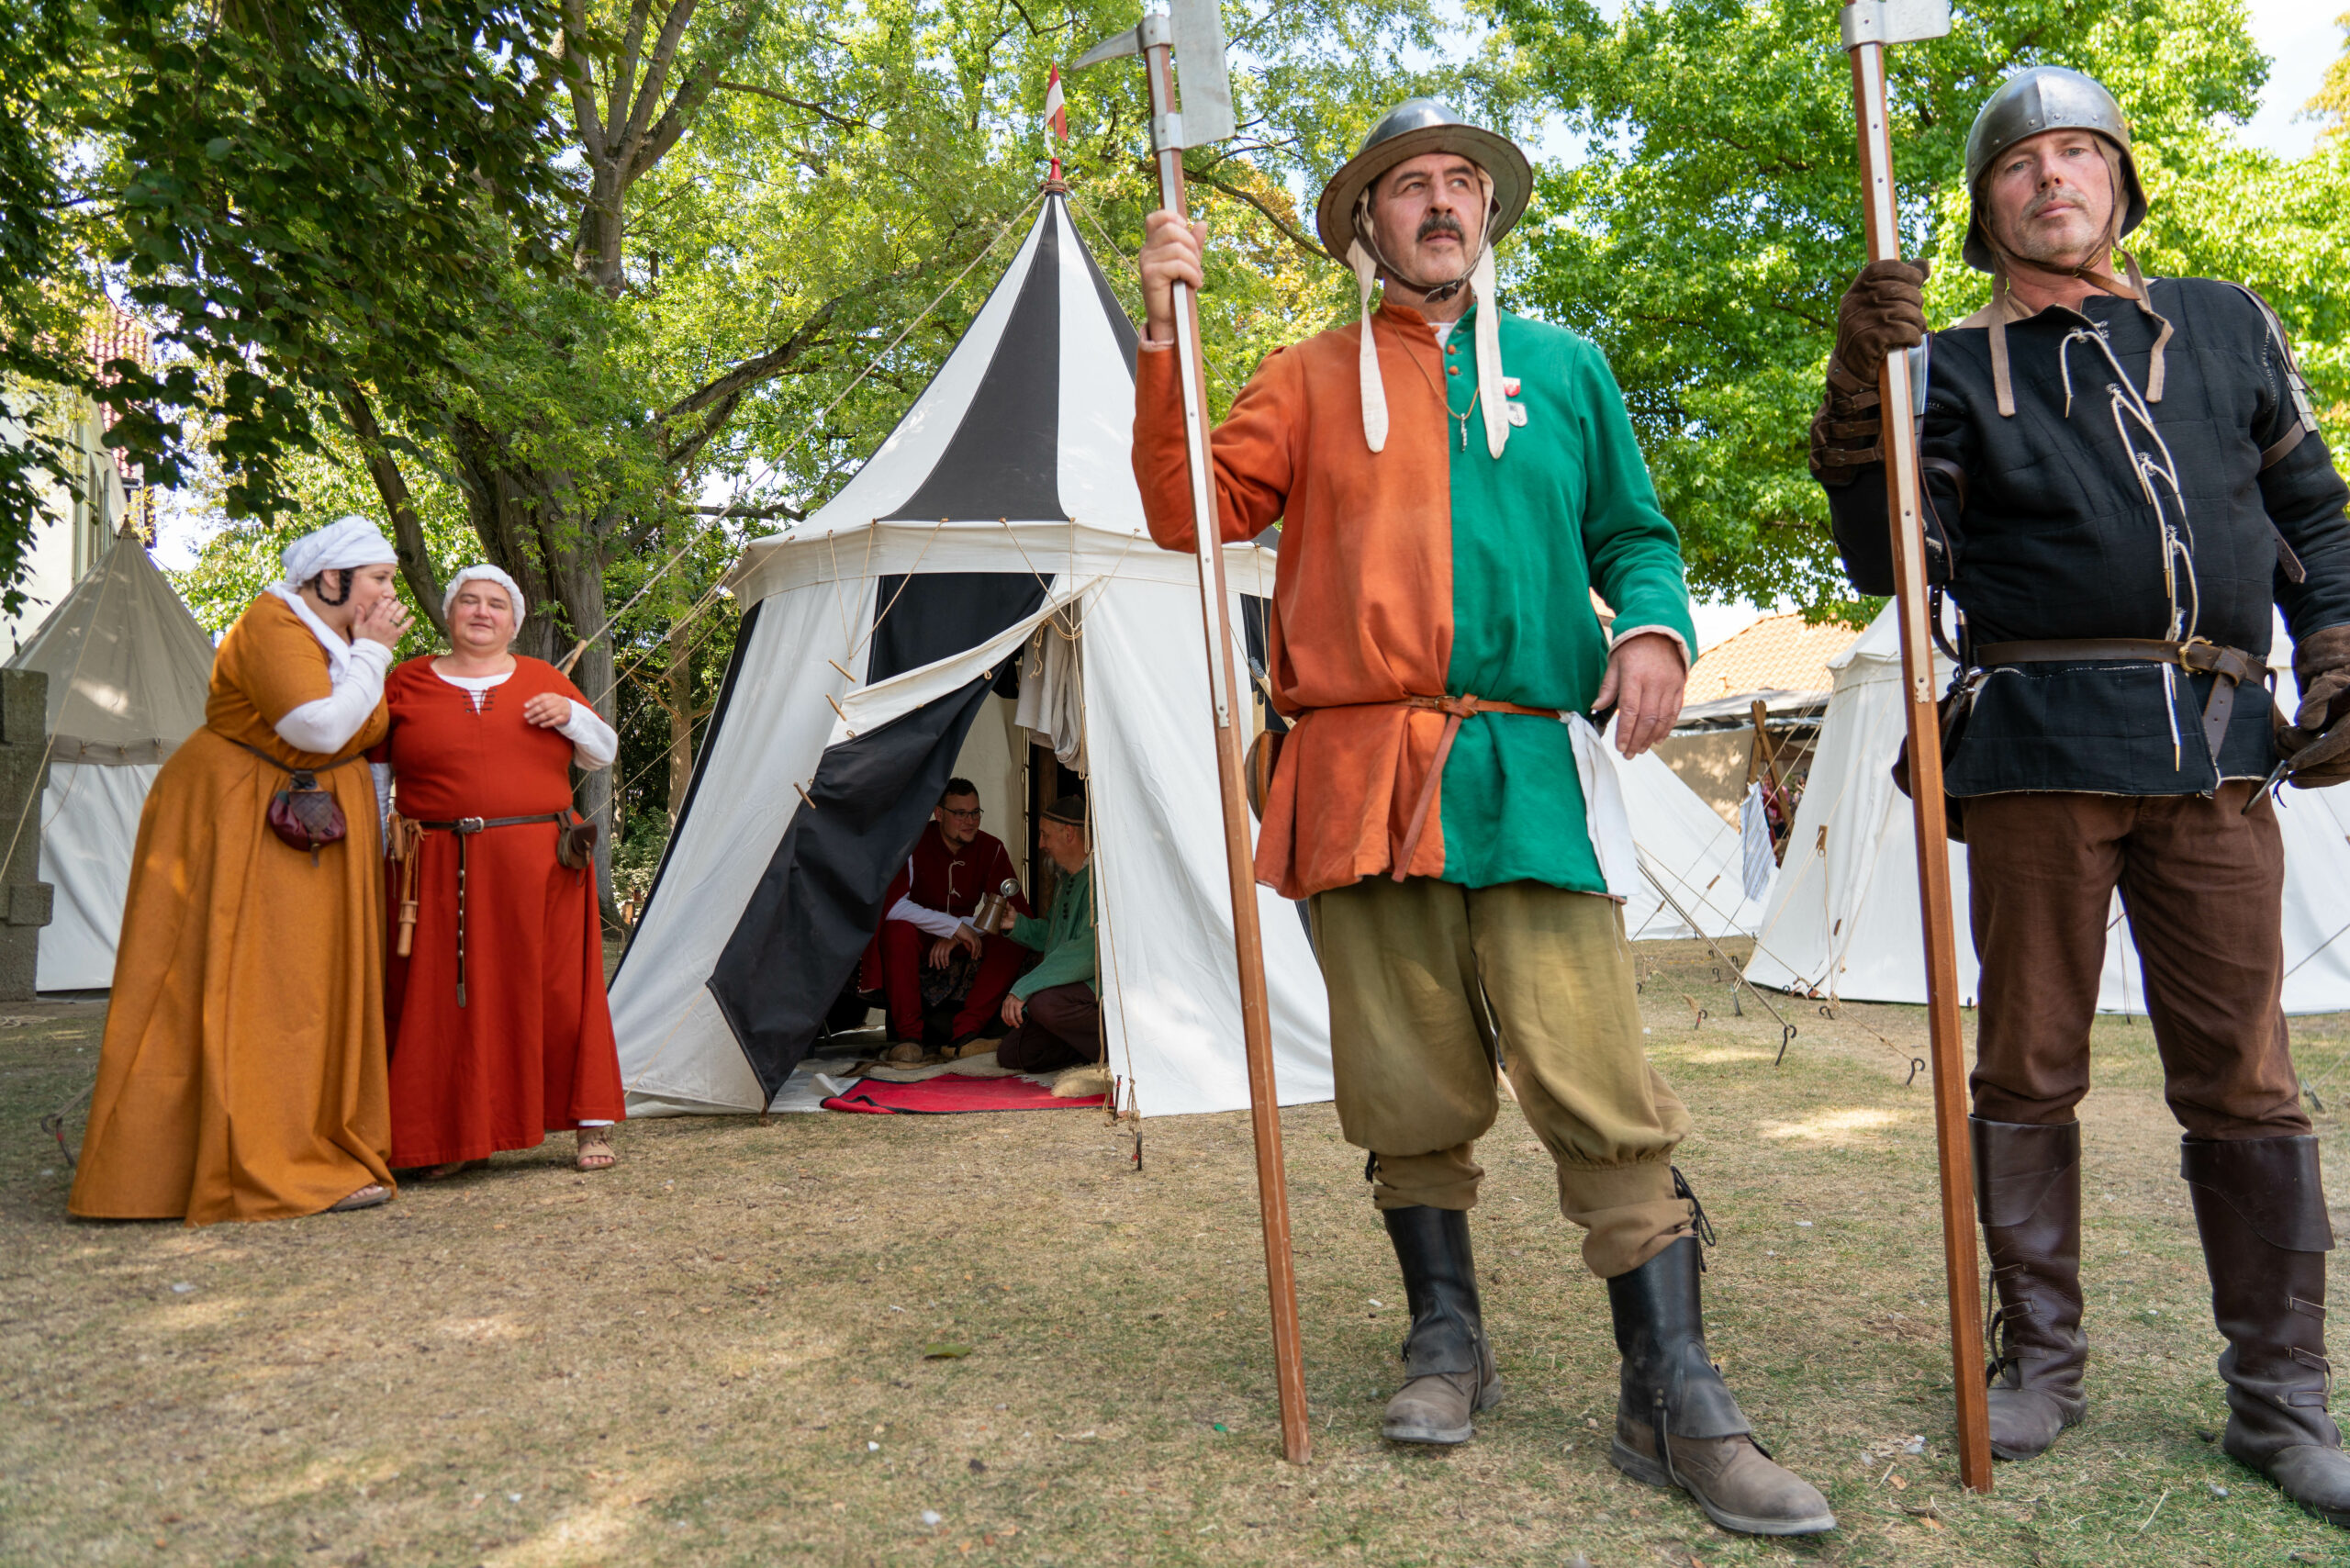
[{"x1": 708, "y1": 677, "x2": 998, "y2": 1099}]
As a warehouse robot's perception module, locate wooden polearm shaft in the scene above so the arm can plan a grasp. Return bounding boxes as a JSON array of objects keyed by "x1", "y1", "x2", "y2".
[
  {"x1": 1141, "y1": 33, "x2": 1313, "y2": 1466},
  {"x1": 1841, "y1": 24, "x2": 1993, "y2": 1494}
]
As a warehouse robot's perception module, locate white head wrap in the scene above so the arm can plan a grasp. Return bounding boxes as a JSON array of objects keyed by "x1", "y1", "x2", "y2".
[
  {"x1": 282, "y1": 514, "x2": 398, "y2": 588},
  {"x1": 1346, "y1": 170, "x2": 1509, "y2": 461},
  {"x1": 441, "y1": 564, "x2": 527, "y2": 630}
]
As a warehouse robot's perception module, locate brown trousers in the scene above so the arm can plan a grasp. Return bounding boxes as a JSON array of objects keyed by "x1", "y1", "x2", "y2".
[
  {"x1": 1311, "y1": 878, "x2": 1695, "y2": 1279},
  {"x1": 1965, "y1": 784, "x2": 2310, "y2": 1139},
  {"x1": 995, "y1": 982, "x2": 1102, "y2": 1073}
]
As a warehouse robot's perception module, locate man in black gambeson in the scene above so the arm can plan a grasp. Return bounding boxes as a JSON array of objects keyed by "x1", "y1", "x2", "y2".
[{"x1": 1811, "y1": 65, "x2": 2350, "y2": 1528}]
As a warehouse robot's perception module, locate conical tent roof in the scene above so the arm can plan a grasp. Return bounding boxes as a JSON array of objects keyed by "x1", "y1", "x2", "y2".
[
  {"x1": 724, "y1": 193, "x2": 1167, "y2": 605},
  {"x1": 8, "y1": 525, "x2": 214, "y2": 762},
  {"x1": 612, "y1": 193, "x2": 1326, "y2": 1119},
  {"x1": 9, "y1": 527, "x2": 216, "y2": 991}
]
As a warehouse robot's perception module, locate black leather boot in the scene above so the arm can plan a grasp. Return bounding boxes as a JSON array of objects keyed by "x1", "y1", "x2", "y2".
[
  {"x1": 2184, "y1": 1136, "x2": 2350, "y2": 1528},
  {"x1": 1381, "y1": 1206, "x2": 1501, "y2": 1443},
  {"x1": 1975, "y1": 1117, "x2": 2088, "y2": 1459},
  {"x1": 1607, "y1": 1236, "x2": 1835, "y2": 1536}
]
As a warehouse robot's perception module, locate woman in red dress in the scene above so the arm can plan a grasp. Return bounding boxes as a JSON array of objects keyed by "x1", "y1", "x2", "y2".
[{"x1": 375, "y1": 566, "x2": 625, "y2": 1177}]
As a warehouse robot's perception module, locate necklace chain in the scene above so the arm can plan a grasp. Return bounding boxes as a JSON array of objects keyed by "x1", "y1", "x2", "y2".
[{"x1": 1393, "y1": 315, "x2": 1483, "y2": 452}]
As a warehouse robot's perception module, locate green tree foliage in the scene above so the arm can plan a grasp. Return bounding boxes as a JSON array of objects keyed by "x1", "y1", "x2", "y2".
[
  {"x1": 1, "y1": 0, "x2": 574, "y2": 581},
  {"x1": 165, "y1": 0, "x2": 1477, "y2": 883},
  {"x1": 1489, "y1": 0, "x2": 2348, "y2": 613}
]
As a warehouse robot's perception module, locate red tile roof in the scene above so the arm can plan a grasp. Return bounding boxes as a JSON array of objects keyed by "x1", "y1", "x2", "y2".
[{"x1": 1683, "y1": 613, "x2": 1861, "y2": 704}]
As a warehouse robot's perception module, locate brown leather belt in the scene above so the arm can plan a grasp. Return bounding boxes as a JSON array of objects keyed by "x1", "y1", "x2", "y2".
[
  {"x1": 1975, "y1": 638, "x2": 2266, "y2": 764},
  {"x1": 412, "y1": 812, "x2": 569, "y2": 1007},
  {"x1": 1299, "y1": 694, "x2": 1563, "y2": 882}
]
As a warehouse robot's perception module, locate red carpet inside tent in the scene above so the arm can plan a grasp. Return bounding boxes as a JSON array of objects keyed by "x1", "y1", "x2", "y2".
[{"x1": 819, "y1": 1074, "x2": 1104, "y2": 1114}]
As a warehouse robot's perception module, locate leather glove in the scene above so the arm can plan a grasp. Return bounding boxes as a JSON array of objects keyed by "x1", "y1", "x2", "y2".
[
  {"x1": 2281, "y1": 623, "x2": 2350, "y2": 788},
  {"x1": 1833, "y1": 258, "x2": 1930, "y2": 383},
  {"x1": 1809, "y1": 258, "x2": 1930, "y2": 487}
]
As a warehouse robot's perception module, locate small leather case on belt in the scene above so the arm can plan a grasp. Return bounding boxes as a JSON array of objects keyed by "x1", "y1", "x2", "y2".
[
  {"x1": 555, "y1": 812, "x2": 599, "y2": 871},
  {"x1": 1244, "y1": 727, "x2": 1283, "y2": 822}
]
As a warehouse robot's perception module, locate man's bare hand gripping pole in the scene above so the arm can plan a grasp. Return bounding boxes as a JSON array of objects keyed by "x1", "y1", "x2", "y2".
[
  {"x1": 1078, "y1": 0, "x2": 1313, "y2": 1464},
  {"x1": 1834, "y1": 0, "x2": 1993, "y2": 1491}
]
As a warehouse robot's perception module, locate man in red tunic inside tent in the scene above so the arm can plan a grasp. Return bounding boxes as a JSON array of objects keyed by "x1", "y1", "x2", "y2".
[{"x1": 856, "y1": 778, "x2": 1031, "y2": 1058}]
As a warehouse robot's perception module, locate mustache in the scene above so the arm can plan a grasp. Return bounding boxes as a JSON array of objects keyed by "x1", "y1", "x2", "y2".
[{"x1": 1416, "y1": 212, "x2": 1465, "y2": 242}]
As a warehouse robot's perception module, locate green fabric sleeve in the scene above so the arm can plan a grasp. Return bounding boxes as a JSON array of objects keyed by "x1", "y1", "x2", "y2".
[
  {"x1": 1010, "y1": 932, "x2": 1097, "y2": 1000},
  {"x1": 1573, "y1": 343, "x2": 1697, "y2": 659},
  {"x1": 1007, "y1": 912, "x2": 1050, "y2": 952}
]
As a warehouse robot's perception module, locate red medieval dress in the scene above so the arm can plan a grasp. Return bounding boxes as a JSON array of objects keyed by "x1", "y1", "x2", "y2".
[{"x1": 376, "y1": 656, "x2": 625, "y2": 1166}]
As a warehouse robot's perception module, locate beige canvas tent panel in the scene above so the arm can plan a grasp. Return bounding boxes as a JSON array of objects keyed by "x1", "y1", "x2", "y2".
[{"x1": 7, "y1": 528, "x2": 215, "y2": 989}]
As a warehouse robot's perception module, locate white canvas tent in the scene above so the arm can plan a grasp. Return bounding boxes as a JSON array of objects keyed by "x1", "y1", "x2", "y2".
[
  {"x1": 610, "y1": 191, "x2": 1333, "y2": 1119},
  {"x1": 0, "y1": 393, "x2": 132, "y2": 654},
  {"x1": 7, "y1": 525, "x2": 216, "y2": 990},
  {"x1": 1743, "y1": 605, "x2": 2350, "y2": 1011}
]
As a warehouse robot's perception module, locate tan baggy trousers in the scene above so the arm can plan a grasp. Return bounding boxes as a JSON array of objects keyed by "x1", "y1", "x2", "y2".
[{"x1": 1310, "y1": 877, "x2": 1695, "y2": 1278}]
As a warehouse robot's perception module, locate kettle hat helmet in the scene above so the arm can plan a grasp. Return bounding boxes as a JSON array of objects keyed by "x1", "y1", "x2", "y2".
[{"x1": 1313, "y1": 99, "x2": 1533, "y2": 459}]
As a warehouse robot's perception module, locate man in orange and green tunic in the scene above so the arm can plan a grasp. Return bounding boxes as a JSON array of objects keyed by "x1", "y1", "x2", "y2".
[{"x1": 1132, "y1": 102, "x2": 1831, "y2": 1537}]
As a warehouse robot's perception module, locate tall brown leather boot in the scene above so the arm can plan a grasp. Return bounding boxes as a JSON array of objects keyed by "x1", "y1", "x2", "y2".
[
  {"x1": 2184, "y1": 1136, "x2": 2350, "y2": 1528},
  {"x1": 1381, "y1": 1206, "x2": 1502, "y2": 1444},
  {"x1": 1974, "y1": 1117, "x2": 2087, "y2": 1459}
]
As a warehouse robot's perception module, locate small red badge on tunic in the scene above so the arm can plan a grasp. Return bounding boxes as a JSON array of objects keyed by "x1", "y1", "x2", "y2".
[{"x1": 1502, "y1": 376, "x2": 1521, "y2": 398}]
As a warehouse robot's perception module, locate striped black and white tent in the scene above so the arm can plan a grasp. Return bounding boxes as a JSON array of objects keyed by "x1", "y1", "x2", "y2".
[{"x1": 611, "y1": 190, "x2": 1333, "y2": 1117}]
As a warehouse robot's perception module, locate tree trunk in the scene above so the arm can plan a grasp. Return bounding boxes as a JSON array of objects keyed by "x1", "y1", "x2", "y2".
[
  {"x1": 543, "y1": 526, "x2": 621, "y2": 930},
  {"x1": 445, "y1": 420, "x2": 622, "y2": 928}
]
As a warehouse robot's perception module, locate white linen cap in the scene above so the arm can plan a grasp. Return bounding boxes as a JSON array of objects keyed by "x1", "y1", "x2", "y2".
[
  {"x1": 441, "y1": 564, "x2": 527, "y2": 628},
  {"x1": 282, "y1": 514, "x2": 398, "y2": 587}
]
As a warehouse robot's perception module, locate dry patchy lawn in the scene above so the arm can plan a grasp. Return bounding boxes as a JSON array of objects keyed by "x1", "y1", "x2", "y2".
[{"x1": 5, "y1": 945, "x2": 2350, "y2": 1567}]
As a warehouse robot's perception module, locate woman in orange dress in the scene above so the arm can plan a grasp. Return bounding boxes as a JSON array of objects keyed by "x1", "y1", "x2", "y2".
[
  {"x1": 377, "y1": 565, "x2": 624, "y2": 1177},
  {"x1": 70, "y1": 516, "x2": 413, "y2": 1224}
]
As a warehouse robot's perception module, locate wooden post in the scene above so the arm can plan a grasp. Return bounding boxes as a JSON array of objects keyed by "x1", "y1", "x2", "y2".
[
  {"x1": 1141, "y1": 35, "x2": 1313, "y2": 1465},
  {"x1": 1841, "y1": 11, "x2": 1994, "y2": 1493}
]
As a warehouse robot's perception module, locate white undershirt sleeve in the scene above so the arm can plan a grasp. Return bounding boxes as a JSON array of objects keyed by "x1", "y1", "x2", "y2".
[
  {"x1": 554, "y1": 699, "x2": 619, "y2": 770},
  {"x1": 885, "y1": 893, "x2": 965, "y2": 939},
  {"x1": 274, "y1": 640, "x2": 394, "y2": 755},
  {"x1": 371, "y1": 763, "x2": 393, "y2": 827}
]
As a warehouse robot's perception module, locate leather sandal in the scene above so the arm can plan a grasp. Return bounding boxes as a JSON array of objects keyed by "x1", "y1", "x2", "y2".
[
  {"x1": 576, "y1": 1131, "x2": 617, "y2": 1171},
  {"x1": 327, "y1": 1183, "x2": 391, "y2": 1213}
]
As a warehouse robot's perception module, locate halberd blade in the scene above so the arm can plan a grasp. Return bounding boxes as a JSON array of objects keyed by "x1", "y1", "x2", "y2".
[
  {"x1": 1167, "y1": 0, "x2": 1234, "y2": 145},
  {"x1": 1074, "y1": 24, "x2": 1145, "y2": 69}
]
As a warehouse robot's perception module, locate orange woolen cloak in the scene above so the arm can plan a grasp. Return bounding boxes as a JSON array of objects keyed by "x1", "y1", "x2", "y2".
[
  {"x1": 377, "y1": 656, "x2": 623, "y2": 1167},
  {"x1": 69, "y1": 592, "x2": 395, "y2": 1225}
]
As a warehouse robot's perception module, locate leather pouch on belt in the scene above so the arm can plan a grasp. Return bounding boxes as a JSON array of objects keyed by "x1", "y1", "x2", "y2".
[
  {"x1": 1244, "y1": 726, "x2": 1282, "y2": 822},
  {"x1": 1889, "y1": 688, "x2": 1973, "y2": 844},
  {"x1": 555, "y1": 811, "x2": 599, "y2": 871}
]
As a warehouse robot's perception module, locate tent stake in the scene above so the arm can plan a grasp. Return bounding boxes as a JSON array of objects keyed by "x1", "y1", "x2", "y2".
[{"x1": 1837, "y1": 0, "x2": 1992, "y2": 1493}]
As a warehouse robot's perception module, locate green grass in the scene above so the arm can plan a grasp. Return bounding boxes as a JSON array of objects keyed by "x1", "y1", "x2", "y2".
[{"x1": 2, "y1": 948, "x2": 2347, "y2": 1565}]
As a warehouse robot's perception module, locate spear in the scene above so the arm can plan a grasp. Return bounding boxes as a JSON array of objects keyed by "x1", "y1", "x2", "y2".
[
  {"x1": 1074, "y1": 0, "x2": 1312, "y2": 1464},
  {"x1": 1835, "y1": 0, "x2": 1993, "y2": 1492}
]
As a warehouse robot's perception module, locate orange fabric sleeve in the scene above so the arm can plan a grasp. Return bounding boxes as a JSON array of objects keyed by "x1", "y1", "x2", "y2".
[
  {"x1": 218, "y1": 595, "x2": 337, "y2": 726},
  {"x1": 1132, "y1": 342, "x2": 1300, "y2": 551}
]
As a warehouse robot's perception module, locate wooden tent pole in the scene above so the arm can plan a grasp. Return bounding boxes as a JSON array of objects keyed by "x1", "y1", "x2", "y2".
[
  {"x1": 1141, "y1": 33, "x2": 1313, "y2": 1466},
  {"x1": 1838, "y1": 0, "x2": 1993, "y2": 1493}
]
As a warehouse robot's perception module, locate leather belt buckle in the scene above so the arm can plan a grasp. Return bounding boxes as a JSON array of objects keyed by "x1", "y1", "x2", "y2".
[{"x1": 455, "y1": 816, "x2": 487, "y2": 834}]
